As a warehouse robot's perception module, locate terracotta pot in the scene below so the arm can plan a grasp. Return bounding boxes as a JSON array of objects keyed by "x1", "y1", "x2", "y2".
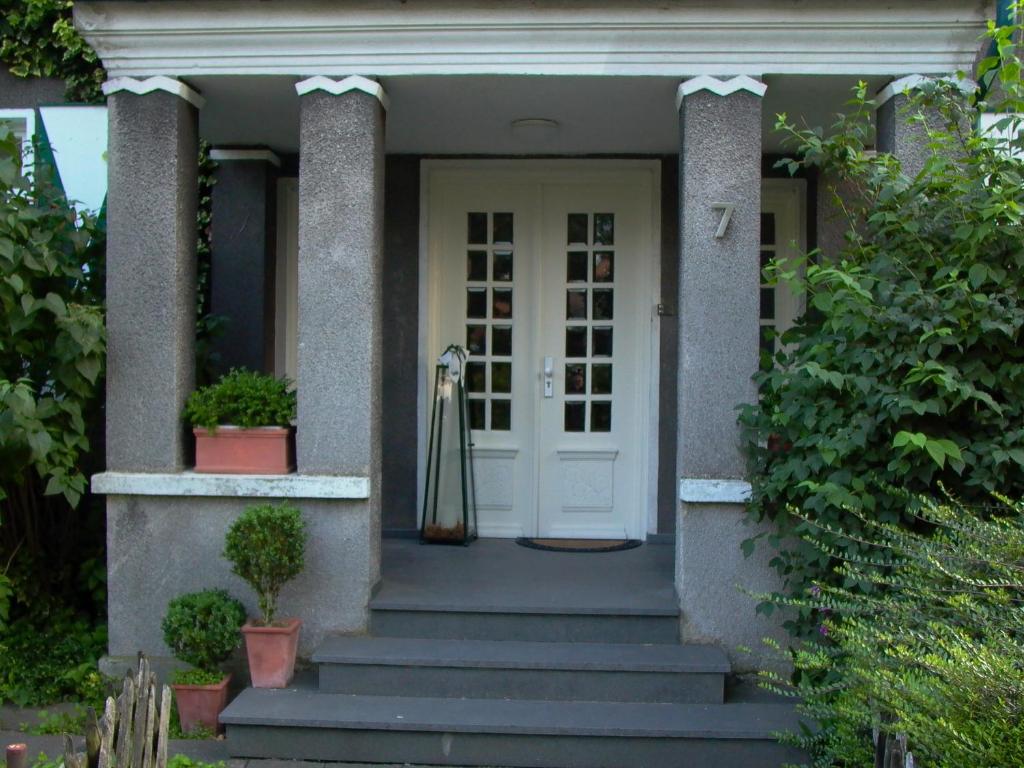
[
  {"x1": 171, "y1": 674, "x2": 230, "y2": 734},
  {"x1": 193, "y1": 426, "x2": 295, "y2": 474},
  {"x1": 241, "y1": 618, "x2": 302, "y2": 688}
]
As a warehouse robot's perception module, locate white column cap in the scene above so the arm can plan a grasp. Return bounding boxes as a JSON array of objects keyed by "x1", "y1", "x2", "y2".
[
  {"x1": 676, "y1": 75, "x2": 767, "y2": 110},
  {"x1": 102, "y1": 76, "x2": 205, "y2": 109},
  {"x1": 295, "y1": 75, "x2": 389, "y2": 111}
]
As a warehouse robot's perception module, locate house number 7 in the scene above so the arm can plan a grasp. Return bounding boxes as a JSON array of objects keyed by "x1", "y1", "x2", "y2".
[{"x1": 711, "y1": 203, "x2": 735, "y2": 238}]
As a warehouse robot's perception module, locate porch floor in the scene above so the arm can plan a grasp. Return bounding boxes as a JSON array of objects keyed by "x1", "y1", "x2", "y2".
[{"x1": 373, "y1": 538, "x2": 677, "y2": 616}]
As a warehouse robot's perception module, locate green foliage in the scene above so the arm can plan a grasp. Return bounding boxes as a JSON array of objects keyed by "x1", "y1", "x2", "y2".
[
  {"x1": 161, "y1": 589, "x2": 246, "y2": 673},
  {"x1": 224, "y1": 503, "x2": 306, "y2": 625},
  {"x1": 761, "y1": 494, "x2": 1024, "y2": 767},
  {"x1": 183, "y1": 369, "x2": 296, "y2": 431},
  {"x1": 170, "y1": 668, "x2": 225, "y2": 687},
  {"x1": 0, "y1": 0, "x2": 105, "y2": 102},
  {"x1": 740, "y1": 32, "x2": 1024, "y2": 637},
  {"x1": 0, "y1": 609, "x2": 106, "y2": 706},
  {"x1": 167, "y1": 756, "x2": 225, "y2": 768}
]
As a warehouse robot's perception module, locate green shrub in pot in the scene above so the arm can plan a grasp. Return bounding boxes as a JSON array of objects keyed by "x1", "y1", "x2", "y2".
[
  {"x1": 162, "y1": 589, "x2": 247, "y2": 684},
  {"x1": 183, "y1": 369, "x2": 295, "y2": 432}
]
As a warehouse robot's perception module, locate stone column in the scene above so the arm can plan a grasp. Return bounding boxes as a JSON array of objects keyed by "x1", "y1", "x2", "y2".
[
  {"x1": 876, "y1": 75, "x2": 974, "y2": 179},
  {"x1": 103, "y1": 77, "x2": 203, "y2": 472},
  {"x1": 295, "y1": 75, "x2": 386, "y2": 483},
  {"x1": 209, "y1": 149, "x2": 280, "y2": 375},
  {"x1": 675, "y1": 76, "x2": 786, "y2": 673}
]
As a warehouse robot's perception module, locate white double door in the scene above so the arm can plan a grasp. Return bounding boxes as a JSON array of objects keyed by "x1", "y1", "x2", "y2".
[{"x1": 428, "y1": 165, "x2": 656, "y2": 539}]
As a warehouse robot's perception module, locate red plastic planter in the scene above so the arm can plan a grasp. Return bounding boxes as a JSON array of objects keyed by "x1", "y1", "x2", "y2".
[
  {"x1": 242, "y1": 618, "x2": 302, "y2": 688},
  {"x1": 193, "y1": 426, "x2": 295, "y2": 474},
  {"x1": 171, "y1": 674, "x2": 231, "y2": 734}
]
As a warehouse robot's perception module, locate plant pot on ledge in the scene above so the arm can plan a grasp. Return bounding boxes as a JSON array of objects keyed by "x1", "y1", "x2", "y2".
[
  {"x1": 193, "y1": 426, "x2": 295, "y2": 474},
  {"x1": 171, "y1": 674, "x2": 231, "y2": 734},
  {"x1": 241, "y1": 618, "x2": 302, "y2": 688}
]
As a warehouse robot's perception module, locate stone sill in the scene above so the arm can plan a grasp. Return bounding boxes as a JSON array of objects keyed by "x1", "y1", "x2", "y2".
[
  {"x1": 91, "y1": 471, "x2": 369, "y2": 499},
  {"x1": 679, "y1": 478, "x2": 752, "y2": 504}
]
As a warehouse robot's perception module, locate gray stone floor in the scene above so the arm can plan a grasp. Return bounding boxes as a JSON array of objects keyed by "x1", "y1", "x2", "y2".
[{"x1": 374, "y1": 538, "x2": 676, "y2": 614}]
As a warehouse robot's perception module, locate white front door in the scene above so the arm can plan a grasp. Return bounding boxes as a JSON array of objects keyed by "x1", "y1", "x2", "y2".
[{"x1": 427, "y1": 163, "x2": 658, "y2": 539}]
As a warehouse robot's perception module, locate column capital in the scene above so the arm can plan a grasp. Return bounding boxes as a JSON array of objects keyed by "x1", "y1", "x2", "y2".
[
  {"x1": 675, "y1": 75, "x2": 766, "y2": 110},
  {"x1": 295, "y1": 75, "x2": 389, "y2": 110},
  {"x1": 101, "y1": 76, "x2": 205, "y2": 109},
  {"x1": 876, "y1": 74, "x2": 976, "y2": 106},
  {"x1": 209, "y1": 148, "x2": 281, "y2": 167}
]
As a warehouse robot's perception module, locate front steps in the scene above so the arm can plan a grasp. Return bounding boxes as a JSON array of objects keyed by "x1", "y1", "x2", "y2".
[{"x1": 222, "y1": 601, "x2": 804, "y2": 767}]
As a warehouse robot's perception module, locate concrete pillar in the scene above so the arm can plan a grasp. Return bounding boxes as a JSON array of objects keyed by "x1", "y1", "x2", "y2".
[
  {"x1": 209, "y1": 149, "x2": 280, "y2": 375},
  {"x1": 676, "y1": 75, "x2": 764, "y2": 480},
  {"x1": 102, "y1": 77, "x2": 203, "y2": 472},
  {"x1": 876, "y1": 75, "x2": 974, "y2": 179},
  {"x1": 294, "y1": 75, "x2": 386, "y2": 481}
]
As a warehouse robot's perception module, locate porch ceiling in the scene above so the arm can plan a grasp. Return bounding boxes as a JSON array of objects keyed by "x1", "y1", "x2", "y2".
[{"x1": 193, "y1": 74, "x2": 890, "y2": 156}]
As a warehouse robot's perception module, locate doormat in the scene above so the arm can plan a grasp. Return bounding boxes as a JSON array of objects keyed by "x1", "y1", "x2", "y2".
[{"x1": 515, "y1": 537, "x2": 642, "y2": 553}]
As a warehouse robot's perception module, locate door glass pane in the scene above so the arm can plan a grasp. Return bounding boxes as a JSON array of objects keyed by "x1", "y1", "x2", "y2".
[
  {"x1": 493, "y1": 251, "x2": 514, "y2": 282},
  {"x1": 565, "y1": 364, "x2": 587, "y2": 395},
  {"x1": 567, "y1": 251, "x2": 588, "y2": 282},
  {"x1": 567, "y1": 289, "x2": 587, "y2": 319},
  {"x1": 760, "y1": 212, "x2": 776, "y2": 245},
  {"x1": 567, "y1": 213, "x2": 588, "y2": 245},
  {"x1": 591, "y1": 401, "x2": 611, "y2": 432},
  {"x1": 492, "y1": 326, "x2": 512, "y2": 356},
  {"x1": 468, "y1": 212, "x2": 488, "y2": 244},
  {"x1": 491, "y1": 362, "x2": 511, "y2": 393},
  {"x1": 491, "y1": 400, "x2": 511, "y2": 431},
  {"x1": 467, "y1": 250, "x2": 487, "y2": 281},
  {"x1": 493, "y1": 289, "x2": 513, "y2": 319},
  {"x1": 565, "y1": 327, "x2": 587, "y2": 358},
  {"x1": 593, "y1": 251, "x2": 614, "y2": 282},
  {"x1": 468, "y1": 399, "x2": 485, "y2": 430},
  {"x1": 760, "y1": 249, "x2": 773, "y2": 276},
  {"x1": 466, "y1": 325, "x2": 486, "y2": 355},
  {"x1": 592, "y1": 326, "x2": 613, "y2": 357},
  {"x1": 760, "y1": 287, "x2": 775, "y2": 320},
  {"x1": 493, "y1": 212, "x2": 514, "y2": 244},
  {"x1": 591, "y1": 364, "x2": 612, "y2": 394},
  {"x1": 467, "y1": 288, "x2": 487, "y2": 319},
  {"x1": 564, "y1": 402, "x2": 585, "y2": 432},
  {"x1": 592, "y1": 289, "x2": 614, "y2": 320},
  {"x1": 465, "y1": 362, "x2": 486, "y2": 393},
  {"x1": 593, "y1": 213, "x2": 614, "y2": 245}
]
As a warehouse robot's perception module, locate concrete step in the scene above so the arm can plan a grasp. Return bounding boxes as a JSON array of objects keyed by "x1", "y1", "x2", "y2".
[
  {"x1": 369, "y1": 604, "x2": 680, "y2": 644},
  {"x1": 314, "y1": 635, "x2": 728, "y2": 703},
  {"x1": 221, "y1": 688, "x2": 805, "y2": 768}
]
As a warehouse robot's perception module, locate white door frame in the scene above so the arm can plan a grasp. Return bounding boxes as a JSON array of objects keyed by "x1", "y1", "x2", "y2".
[{"x1": 417, "y1": 159, "x2": 662, "y2": 538}]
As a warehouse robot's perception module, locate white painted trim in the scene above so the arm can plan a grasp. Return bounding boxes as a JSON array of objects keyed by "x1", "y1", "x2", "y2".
[
  {"x1": 295, "y1": 75, "x2": 389, "y2": 110},
  {"x1": 679, "y1": 478, "x2": 752, "y2": 504},
  {"x1": 556, "y1": 449, "x2": 620, "y2": 462},
  {"x1": 91, "y1": 471, "x2": 369, "y2": 499},
  {"x1": 875, "y1": 74, "x2": 976, "y2": 106},
  {"x1": 675, "y1": 76, "x2": 767, "y2": 110},
  {"x1": 75, "y1": 1, "x2": 987, "y2": 78},
  {"x1": 0, "y1": 109, "x2": 36, "y2": 171},
  {"x1": 101, "y1": 76, "x2": 205, "y2": 109},
  {"x1": 210, "y1": 148, "x2": 281, "y2": 167}
]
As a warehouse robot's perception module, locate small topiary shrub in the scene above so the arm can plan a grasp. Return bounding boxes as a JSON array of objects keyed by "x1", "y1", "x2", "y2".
[
  {"x1": 161, "y1": 589, "x2": 246, "y2": 676},
  {"x1": 183, "y1": 369, "x2": 295, "y2": 432},
  {"x1": 223, "y1": 503, "x2": 306, "y2": 626}
]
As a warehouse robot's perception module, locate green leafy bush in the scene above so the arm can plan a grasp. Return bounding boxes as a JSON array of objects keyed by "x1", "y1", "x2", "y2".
[
  {"x1": 762, "y1": 493, "x2": 1024, "y2": 767},
  {"x1": 161, "y1": 589, "x2": 246, "y2": 674},
  {"x1": 223, "y1": 503, "x2": 306, "y2": 626},
  {"x1": 740, "y1": 34, "x2": 1024, "y2": 637},
  {"x1": 183, "y1": 369, "x2": 295, "y2": 431}
]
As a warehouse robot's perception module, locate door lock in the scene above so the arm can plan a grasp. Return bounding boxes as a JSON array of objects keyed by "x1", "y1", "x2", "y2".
[{"x1": 543, "y1": 356, "x2": 554, "y2": 398}]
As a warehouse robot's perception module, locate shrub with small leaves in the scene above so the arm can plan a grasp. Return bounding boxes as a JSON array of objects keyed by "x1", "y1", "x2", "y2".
[
  {"x1": 223, "y1": 503, "x2": 306, "y2": 626},
  {"x1": 161, "y1": 589, "x2": 246, "y2": 674},
  {"x1": 183, "y1": 368, "x2": 295, "y2": 431}
]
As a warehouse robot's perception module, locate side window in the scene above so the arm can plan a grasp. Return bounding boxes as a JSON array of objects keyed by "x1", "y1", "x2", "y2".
[{"x1": 760, "y1": 181, "x2": 807, "y2": 363}]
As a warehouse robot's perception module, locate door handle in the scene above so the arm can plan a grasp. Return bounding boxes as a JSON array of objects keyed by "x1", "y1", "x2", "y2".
[{"x1": 543, "y1": 356, "x2": 554, "y2": 398}]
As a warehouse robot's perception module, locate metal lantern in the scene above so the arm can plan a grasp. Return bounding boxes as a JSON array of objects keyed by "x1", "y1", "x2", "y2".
[{"x1": 420, "y1": 344, "x2": 478, "y2": 545}]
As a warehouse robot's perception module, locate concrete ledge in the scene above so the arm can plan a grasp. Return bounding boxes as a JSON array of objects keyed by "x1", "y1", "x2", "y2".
[
  {"x1": 92, "y1": 471, "x2": 370, "y2": 499},
  {"x1": 679, "y1": 478, "x2": 751, "y2": 504}
]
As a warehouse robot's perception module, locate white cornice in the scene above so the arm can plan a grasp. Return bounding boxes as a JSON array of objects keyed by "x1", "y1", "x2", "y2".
[
  {"x1": 92, "y1": 471, "x2": 369, "y2": 499},
  {"x1": 101, "y1": 76, "x2": 205, "y2": 109},
  {"x1": 75, "y1": 1, "x2": 988, "y2": 78},
  {"x1": 876, "y1": 74, "x2": 978, "y2": 106},
  {"x1": 676, "y1": 76, "x2": 766, "y2": 110},
  {"x1": 295, "y1": 75, "x2": 389, "y2": 110},
  {"x1": 209, "y1": 149, "x2": 282, "y2": 166},
  {"x1": 679, "y1": 478, "x2": 752, "y2": 504}
]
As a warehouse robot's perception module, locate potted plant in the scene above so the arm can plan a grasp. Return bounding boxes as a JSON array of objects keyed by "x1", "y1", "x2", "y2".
[
  {"x1": 162, "y1": 589, "x2": 247, "y2": 734},
  {"x1": 225, "y1": 502, "x2": 307, "y2": 688},
  {"x1": 183, "y1": 368, "x2": 297, "y2": 474}
]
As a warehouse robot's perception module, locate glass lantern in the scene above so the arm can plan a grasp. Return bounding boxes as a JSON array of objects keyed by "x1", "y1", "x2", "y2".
[{"x1": 420, "y1": 345, "x2": 478, "y2": 545}]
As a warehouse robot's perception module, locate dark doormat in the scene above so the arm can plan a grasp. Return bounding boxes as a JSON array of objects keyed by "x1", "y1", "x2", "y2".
[{"x1": 515, "y1": 537, "x2": 642, "y2": 553}]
